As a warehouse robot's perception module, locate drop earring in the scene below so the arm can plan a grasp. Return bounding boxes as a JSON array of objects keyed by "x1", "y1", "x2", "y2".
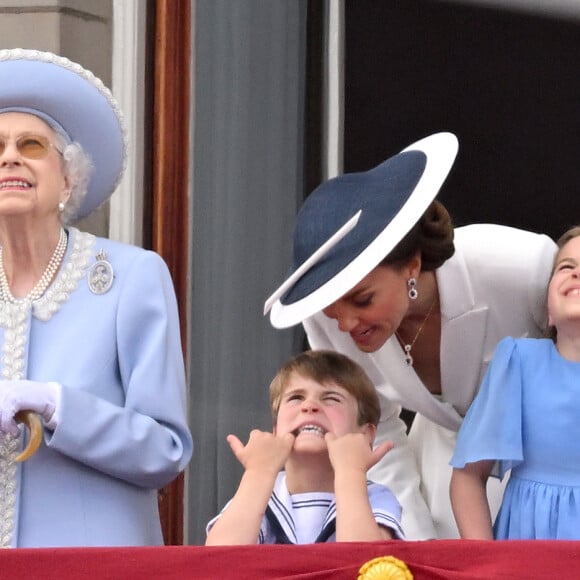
[{"x1": 407, "y1": 277, "x2": 418, "y2": 300}]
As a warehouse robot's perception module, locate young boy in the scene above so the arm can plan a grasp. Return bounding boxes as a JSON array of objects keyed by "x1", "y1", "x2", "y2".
[{"x1": 205, "y1": 350, "x2": 404, "y2": 545}]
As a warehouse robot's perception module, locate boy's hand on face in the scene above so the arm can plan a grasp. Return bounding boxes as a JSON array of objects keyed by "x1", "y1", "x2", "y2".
[
  {"x1": 227, "y1": 430, "x2": 295, "y2": 476},
  {"x1": 325, "y1": 432, "x2": 394, "y2": 474}
]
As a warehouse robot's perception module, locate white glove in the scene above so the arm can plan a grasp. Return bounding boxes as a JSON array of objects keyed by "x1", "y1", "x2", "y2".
[{"x1": 0, "y1": 380, "x2": 62, "y2": 435}]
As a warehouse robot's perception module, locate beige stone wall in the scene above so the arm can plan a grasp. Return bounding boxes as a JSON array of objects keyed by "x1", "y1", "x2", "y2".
[{"x1": 0, "y1": 0, "x2": 113, "y2": 236}]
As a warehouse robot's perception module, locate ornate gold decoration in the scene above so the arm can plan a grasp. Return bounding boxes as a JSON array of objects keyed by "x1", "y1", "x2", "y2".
[{"x1": 358, "y1": 556, "x2": 414, "y2": 580}]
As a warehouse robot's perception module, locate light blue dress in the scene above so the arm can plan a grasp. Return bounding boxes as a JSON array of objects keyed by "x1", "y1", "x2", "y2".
[
  {"x1": 451, "y1": 337, "x2": 580, "y2": 539},
  {"x1": 0, "y1": 228, "x2": 193, "y2": 547}
]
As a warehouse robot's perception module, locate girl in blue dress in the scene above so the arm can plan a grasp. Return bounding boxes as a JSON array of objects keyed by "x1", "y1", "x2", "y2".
[{"x1": 450, "y1": 225, "x2": 580, "y2": 540}]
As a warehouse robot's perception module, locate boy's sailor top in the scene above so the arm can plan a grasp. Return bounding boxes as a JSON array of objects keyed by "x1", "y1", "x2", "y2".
[{"x1": 207, "y1": 471, "x2": 405, "y2": 543}]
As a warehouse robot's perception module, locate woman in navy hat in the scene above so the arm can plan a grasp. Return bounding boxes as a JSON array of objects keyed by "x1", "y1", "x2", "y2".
[
  {"x1": 0, "y1": 49, "x2": 192, "y2": 547},
  {"x1": 264, "y1": 133, "x2": 556, "y2": 539}
]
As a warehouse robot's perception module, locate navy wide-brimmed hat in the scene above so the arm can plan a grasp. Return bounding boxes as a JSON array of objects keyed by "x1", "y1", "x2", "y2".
[
  {"x1": 0, "y1": 48, "x2": 126, "y2": 220},
  {"x1": 264, "y1": 132, "x2": 458, "y2": 329}
]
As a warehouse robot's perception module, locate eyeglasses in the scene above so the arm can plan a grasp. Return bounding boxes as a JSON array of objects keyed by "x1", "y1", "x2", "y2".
[{"x1": 0, "y1": 134, "x2": 62, "y2": 160}]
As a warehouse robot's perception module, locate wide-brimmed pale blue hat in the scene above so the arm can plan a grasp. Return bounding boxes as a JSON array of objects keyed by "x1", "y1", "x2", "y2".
[
  {"x1": 264, "y1": 132, "x2": 459, "y2": 329},
  {"x1": 0, "y1": 48, "x2": 126, "y2": 219}
]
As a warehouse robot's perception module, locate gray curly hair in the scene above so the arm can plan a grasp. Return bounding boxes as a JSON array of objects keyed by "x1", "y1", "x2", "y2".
[{"x1": 54, "y1": 132, "x2": 94, "y2": 225}]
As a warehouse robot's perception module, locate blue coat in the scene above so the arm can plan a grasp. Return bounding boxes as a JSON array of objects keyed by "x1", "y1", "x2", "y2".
[{"x1": 0, "y1": 228, "x2": 193, "y2": 547}]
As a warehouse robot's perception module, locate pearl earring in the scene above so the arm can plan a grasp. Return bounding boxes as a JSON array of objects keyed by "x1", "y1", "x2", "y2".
[{"x1": 58, "y1": 201, "x2": 65, "y2": 212}]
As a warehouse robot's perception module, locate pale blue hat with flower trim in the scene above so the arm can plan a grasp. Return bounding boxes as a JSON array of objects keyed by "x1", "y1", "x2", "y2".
[{"x1": 0, "y1": 48, "x2": 126, "y2": 219}]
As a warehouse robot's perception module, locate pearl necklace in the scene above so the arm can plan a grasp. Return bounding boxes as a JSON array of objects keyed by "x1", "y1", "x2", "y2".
[
  {"x1": 0, "y1": 228, "x2": 67, "y2": 303},
  {"x1": 395, "y1": 299, "x2": 437, "y2": 366}
]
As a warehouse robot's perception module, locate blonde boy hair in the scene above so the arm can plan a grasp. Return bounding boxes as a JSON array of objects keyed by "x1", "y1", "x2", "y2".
[{"x1": 269, "y1": 350, "x2": 380, "y2": 426}]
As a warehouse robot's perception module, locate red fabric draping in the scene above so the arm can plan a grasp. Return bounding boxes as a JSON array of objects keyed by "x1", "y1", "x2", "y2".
[{"x1": 2, "y1": 540, "x2": 580, "y2": 579}]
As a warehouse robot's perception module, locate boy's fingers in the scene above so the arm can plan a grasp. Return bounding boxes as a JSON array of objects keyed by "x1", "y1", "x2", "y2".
[
  {"x1": 372, "y1": 440, "x2": 395, "y2": 462},
  {"x1": 324, "y1": 432, "x2": 336, "y2": 444},
  {"x1": 226, "y1": 434, "x2": 244, "y2": 457}
]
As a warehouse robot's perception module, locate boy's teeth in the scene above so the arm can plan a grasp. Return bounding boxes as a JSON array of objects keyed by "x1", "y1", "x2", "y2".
[{"x1": 298, "y1": 425, "x2": 325, "y2": 436}]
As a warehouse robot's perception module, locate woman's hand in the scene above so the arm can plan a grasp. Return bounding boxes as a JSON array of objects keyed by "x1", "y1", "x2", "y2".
[{"x1": 0, "y1": 380, "x2": 61, "y2": 434}]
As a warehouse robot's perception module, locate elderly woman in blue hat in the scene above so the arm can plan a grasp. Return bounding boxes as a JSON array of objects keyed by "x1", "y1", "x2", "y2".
[
  {"x1": 264, "y1": 133, "x2": 556, "y2": 540},
  {"x1": 0, "y1": 49, "x2": 192, "y2": 547}
]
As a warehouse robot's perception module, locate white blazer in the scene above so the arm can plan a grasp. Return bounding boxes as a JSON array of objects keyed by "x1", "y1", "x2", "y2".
[{"x1": 303, "y1": 224, "x2": 556, "y2": 539}]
